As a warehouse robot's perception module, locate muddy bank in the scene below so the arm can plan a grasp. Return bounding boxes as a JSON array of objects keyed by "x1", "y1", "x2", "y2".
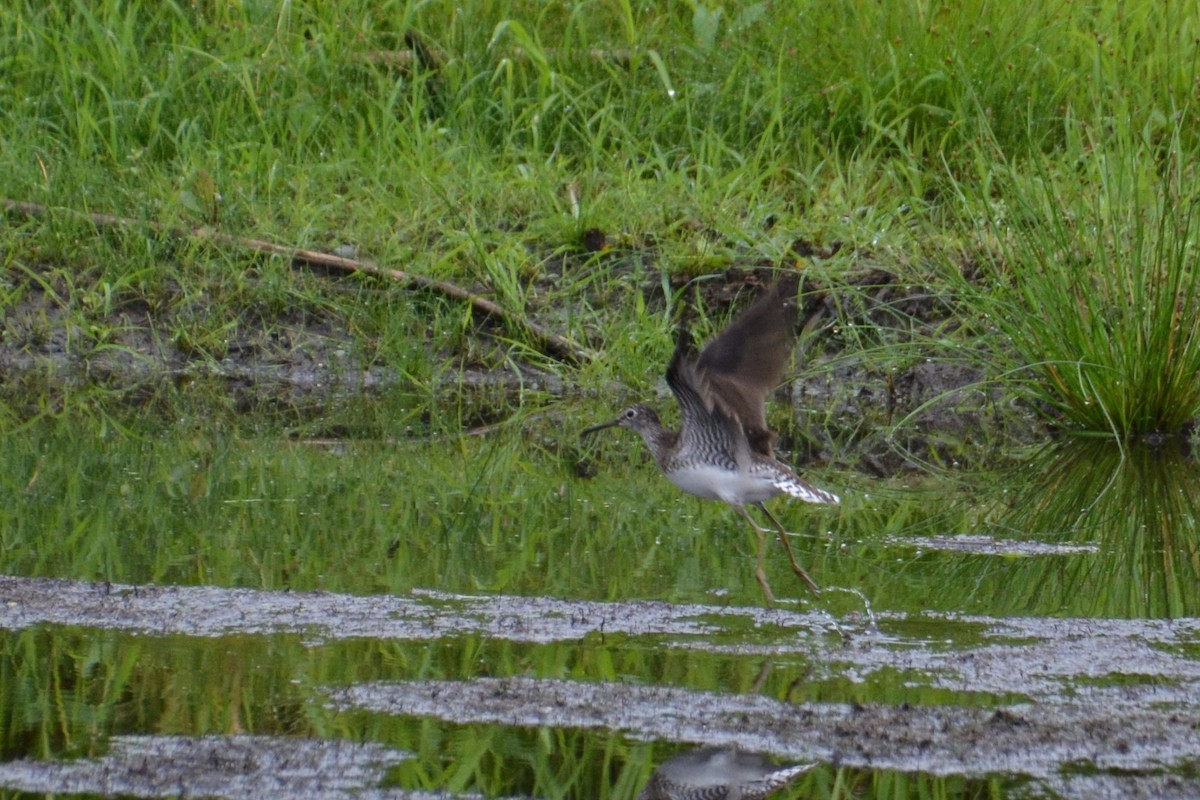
[
  {"x1": 3, "y1": 576, "x2": 1199, "y2": 699},
  {"x1": 327, "y1": 676, "x2": 1200, "y2": 784},
  {"x1": 0, "y1": 265, "x2": 1041, "y2": 471},
  {"x1": 0, "y1": 282, "x2": 563, "y2": 422},
  {"x1": 0, "y1": 735, "x2": 476, "y2": 800},
  {"x1": 2, "y1": 574, "x2": 1199, "y2": 798},
  {"x1": 0, "y1": 574, "x2": 833, "y2": 643}
]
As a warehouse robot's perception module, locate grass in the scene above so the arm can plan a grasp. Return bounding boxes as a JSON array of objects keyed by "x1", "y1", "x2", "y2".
[
  {"x1": 2, "y1": 5, "x2": 1200, "y2": 797},
  {"x1": 3, "y1": 0, "x2": 1198, "y2": 439},
  {"x1": 948, "y1": 124, "x2": 1200, "y2": 437}
]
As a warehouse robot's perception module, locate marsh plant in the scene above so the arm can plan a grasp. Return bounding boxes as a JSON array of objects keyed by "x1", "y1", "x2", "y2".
[{"x1": 961, "y1": 127, "x2": 1200, "y2": 438}]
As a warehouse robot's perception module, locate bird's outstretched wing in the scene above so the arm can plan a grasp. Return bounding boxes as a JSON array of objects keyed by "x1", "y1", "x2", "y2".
[
  {"x1": 665, "y1": 329, "x2": 746, "y2": 469},
  {"x1": 693, "y1": 275, "x2": 800, "y2": 457}
]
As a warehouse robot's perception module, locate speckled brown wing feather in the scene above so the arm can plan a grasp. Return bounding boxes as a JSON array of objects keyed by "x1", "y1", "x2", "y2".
[{"x1": 693, "y1": 276, "x2": 800, "y2": 458}]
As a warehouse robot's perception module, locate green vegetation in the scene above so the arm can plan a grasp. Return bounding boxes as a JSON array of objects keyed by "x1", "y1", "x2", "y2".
[
  {"x1": 951, "y1": 134, "x2": 1200, "y2": 435},
  {"x1": 3, "y1": 2, "x2": 1200, "y2": 798},
  {"x1": 1, "y1": 420, "x2": 1197, "y2": 797},
  {"x1": 2, "y1": 0, "x2": 1199, "y2": 439},
  {"x1": 4, "y1": 413, "x2": 1195, "y2": 617}
]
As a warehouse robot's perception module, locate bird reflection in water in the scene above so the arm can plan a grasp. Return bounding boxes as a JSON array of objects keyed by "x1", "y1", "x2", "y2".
[{"x1": 636, "y1": 746, "x2": 815, "y2": 800}]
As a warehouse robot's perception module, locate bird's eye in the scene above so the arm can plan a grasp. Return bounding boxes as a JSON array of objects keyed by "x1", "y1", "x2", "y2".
[{"x1": 624, "y1": 408, "x2": 637, "y2": 419}]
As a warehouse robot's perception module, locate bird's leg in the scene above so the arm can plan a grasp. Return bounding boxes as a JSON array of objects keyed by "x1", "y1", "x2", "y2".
[
  {"x1": 755, "y1": 503, "x2": 822, "y2": 597},
  {"x1": 734, "y1": 505, "x2": 776, "y2": 603}
]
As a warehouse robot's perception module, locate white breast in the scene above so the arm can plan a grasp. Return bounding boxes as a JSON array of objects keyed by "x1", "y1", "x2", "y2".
[{"x1": 665, "y1": 463, "x2": 782, "y2": 505}]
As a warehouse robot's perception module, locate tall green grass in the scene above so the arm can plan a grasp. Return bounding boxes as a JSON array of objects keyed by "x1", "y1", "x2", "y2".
[
  {"x1": 955, "y1": 122, "x2": 1200, "y2": 436},
  {"x1": 5, "y1": 1, "x2": 1196, "y2": 252},
  {"x1": 3, "y1": 0, "x2": 1200, "y2": 438}
]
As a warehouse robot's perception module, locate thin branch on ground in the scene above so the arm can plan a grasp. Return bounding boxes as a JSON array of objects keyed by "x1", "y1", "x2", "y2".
[{"x1": 2, "y1": 198, "x2": 593, "y2": 364}]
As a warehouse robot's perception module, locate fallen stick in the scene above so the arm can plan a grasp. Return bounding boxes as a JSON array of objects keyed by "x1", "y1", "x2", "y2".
[{"x1": 2, "y1": 198, "x2": 593, "y2": 364}]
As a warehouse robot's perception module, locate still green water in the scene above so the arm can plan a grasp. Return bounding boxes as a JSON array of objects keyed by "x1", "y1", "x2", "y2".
[{"x1": 1, "y1": 417, "x2": 1198, "y2": 798}]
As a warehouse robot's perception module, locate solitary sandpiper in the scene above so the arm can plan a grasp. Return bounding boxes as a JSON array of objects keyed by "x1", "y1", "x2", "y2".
[{"x1": 582, "y1": 275, "x2": 838, "y2": 601}]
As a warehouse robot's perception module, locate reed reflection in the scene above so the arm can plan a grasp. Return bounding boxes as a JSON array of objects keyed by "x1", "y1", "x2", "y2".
[{"x1": 986, "y1": 438, "x2": 1200, "y2": 617}]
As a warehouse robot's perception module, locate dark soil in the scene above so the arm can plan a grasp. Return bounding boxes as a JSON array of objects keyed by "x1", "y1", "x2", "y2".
[{"x1": 1, "y1": 257, "x2": 1046, "y2": 478}]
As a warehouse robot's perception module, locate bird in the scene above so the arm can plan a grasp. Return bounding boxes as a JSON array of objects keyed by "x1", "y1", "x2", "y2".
[
  {"x1": 582, "y1": 275, "x2": 838, "y2": 602},
  {"x1": 636, "y1": 747, "x2": 815, "y2": 800}
]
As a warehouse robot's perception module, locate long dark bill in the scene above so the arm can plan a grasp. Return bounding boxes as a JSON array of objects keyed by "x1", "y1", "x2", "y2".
[{"x1": 580, "y1": 418, "x2": 621, "y2": 437}]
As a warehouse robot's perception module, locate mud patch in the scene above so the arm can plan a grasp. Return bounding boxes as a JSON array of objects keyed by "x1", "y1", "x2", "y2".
[
  {"x1": 3, "y1": 575, "x2": 1199, "y2": 797},
  {"x1": 1038, "y1": 773, "x2": 1200, "y2": 800},
  {"x1": 0, "y1": 266, "x2": 1044, "y2": 472},
  {"x1": 3, "y1": 576, "x2": 1199, "y2": 701},
  {"x1": 328, "y1": 677, "x2": 1200, "y2": 795},
  {"x1": 886, "y1": 535, "x2": 1100, "y2": 557},
  {"x1": 0, "y1": 575, "x2": 834, "y2": 643},
  {"x1": 0, "y1": 735, "x2": 478, "y2": 799}
]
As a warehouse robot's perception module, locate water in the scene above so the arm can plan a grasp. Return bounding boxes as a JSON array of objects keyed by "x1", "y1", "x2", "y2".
[{"x1": 0, "y1": 421, "x2": 1197, "y2": 798}]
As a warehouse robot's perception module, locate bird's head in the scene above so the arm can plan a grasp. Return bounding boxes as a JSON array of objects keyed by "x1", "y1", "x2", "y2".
[{"x1": 580, "y1": 404, "x2": 662, "y2": 437}]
